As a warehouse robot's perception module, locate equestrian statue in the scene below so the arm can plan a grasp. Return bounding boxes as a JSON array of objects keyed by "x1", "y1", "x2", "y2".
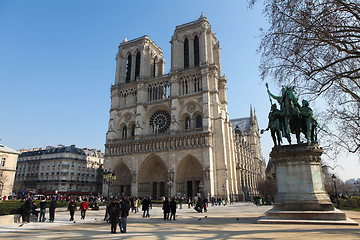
[{"x1": 261, "y1": 83, "x2": 317, "y2": 146}]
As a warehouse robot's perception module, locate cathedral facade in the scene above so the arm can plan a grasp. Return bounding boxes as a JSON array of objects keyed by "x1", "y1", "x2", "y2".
[{"x1": 105, "y1": 14, "x2": 264, "y2": 200}]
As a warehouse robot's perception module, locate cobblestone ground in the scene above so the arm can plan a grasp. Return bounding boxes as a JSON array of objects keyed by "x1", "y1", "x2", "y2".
[{"x1": 0, "y1": 202, "x2": 359, "y2": 239}]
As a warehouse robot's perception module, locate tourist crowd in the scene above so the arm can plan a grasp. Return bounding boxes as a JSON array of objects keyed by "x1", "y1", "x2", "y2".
[{"x1": 14, "y1": 194, "x2": 231, "y2": 234}]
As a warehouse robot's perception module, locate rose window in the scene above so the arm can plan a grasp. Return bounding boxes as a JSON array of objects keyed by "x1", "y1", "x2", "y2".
[{"x1": 149, "y1": 110, "x2": 171, "y2": 133}]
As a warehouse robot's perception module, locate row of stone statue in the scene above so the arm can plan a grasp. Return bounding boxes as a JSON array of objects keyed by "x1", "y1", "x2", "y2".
[{"x1": 261, "y1": 83, "x2": 317, "y2": 146}]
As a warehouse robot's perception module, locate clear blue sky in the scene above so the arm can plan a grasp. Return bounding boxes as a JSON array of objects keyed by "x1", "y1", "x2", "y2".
[{"x1": 1, "y1": 0, "x2": 358, "y2": 180}]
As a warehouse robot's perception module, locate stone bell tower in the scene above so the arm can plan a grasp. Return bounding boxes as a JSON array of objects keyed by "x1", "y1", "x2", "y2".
[
  {"x1": 170, "y1": 13, "x2": 221, "y2": 73},
  {"x1": 114, "y1": 36, "x2": 165, "y2": 85}
]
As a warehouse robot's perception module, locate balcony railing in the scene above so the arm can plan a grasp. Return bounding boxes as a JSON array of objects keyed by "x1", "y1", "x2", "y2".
[{"x1": 106, "y1": 129, "x2": 211, "y2": 156}]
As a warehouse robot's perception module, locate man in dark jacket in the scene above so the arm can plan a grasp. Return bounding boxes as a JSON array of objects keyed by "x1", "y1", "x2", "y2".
[
  {"x1": 24, "y1": 197, "x2": 31, "y2": 223},
  {"x1": 120, "y1": 199, "x2": 131, "y2": 233},
  {"x1": 39, "y1": 199, "x2": 47, "y2": 222},
  {"x1": 162, "y1": 198, "x2": 170, "y2": 220},
  {"x1": 49, "y1": 197, "x2": 57, "y2": 222},
  {"x1": 31, "y1": 201, "x2": 39, "y2": 222},
  {"x1": 169, "y1": 197, "x2": 177, "y2": 220},
  {"x1": 20, "y1": 204, "x2": 26, "y2": 223},
  {"x1": 110, "y1": 201, "x2": 120, "y2": 233},
  {"x1": 141, "y1": 198, "x2": 149, "y2": 218},
  {"x1": 68, "y1": 199, "x2": 77, "y2": 222}
]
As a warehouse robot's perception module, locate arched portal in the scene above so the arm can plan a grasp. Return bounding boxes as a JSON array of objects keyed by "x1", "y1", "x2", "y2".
[
  {"x1": 138, "y1": 154, "x2": 168, "y2": 199},
  {"x1": 176, "y1": 155, "x2": 203, "y2": 197},
  {"x1": 112, "y1": 162, "x2": 131, "y2": 196}
]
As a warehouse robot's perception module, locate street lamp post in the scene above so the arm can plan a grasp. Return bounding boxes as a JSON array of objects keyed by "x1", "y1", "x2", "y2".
[
  {"x1": 199, "y1": 181, "x2": 204, "y2": 198},
  {"x1": 167, "y1": 178, "x2": 174, "y2": 197},
  {"x1": 332, "y1": 174, "x2": 340, "y2": 209},
  {"x1": 103, "y1": 169, "x2": 116, "y2": 196}
]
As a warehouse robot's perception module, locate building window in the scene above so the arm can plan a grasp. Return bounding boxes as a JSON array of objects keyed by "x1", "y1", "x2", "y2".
[
  {"x1": 196, "y1": 115, "x2": 203, "y2": 128},
  {"x1": 1, "y1": 158, "x2": 5, "y2": 167},
  {"x1": 150, "y1": 110, "x2": 171, "y2": 133},
  {"x1": 122, "y1": 126, "x2": 127, "y2": 138},
  {"x1": 194, "y1": 35, "x2": 200, "y2": 66},
  {"x1": 126, "y1": 55, "x2": 132, "y2": 83},
  {"x1": 135, "y1": 52, "x2": 141, "y2": 80},
  {"x1": 184, "y1": 38, "x2": 189, "y2": 69},
  {"x1": 131, "y1": 124, "x2": 136, "y2": 137},
  {"x1": 153, "y1": 57, "x2": 157, "y2": 77},
  {"x1": 185, "y1": 117, "x2": 191, "y2": 130}
]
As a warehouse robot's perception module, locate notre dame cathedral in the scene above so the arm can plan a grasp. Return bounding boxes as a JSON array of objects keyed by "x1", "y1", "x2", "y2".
[{"x1": 105, "y1": 14, "x2": 265, "y2": 201}]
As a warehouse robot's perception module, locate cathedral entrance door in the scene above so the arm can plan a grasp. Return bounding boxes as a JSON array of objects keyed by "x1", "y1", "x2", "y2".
[
  {"x1": 152, "y1": 182, "x2": 157, "y2": 199},
  {"x1": 160, "y1": 182, "x2": 165, "y2": 197},
  {"x1": 187, "y1": 181, "x2": 193, "y2": 197},
  {"x1": 114, "y1": 162, "x2": 132, "y2": 196},
  {"x1": 138, "y1": 154, "x2": 168, "y2": 197}
]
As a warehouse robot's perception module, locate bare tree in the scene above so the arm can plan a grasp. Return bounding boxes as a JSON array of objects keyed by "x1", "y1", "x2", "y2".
[
  {"x1": 258, "y1": 178, "x2": 277, "y2": 201},
  {"x1": 252, "y1": 0, "x2": 360, "y2": 154},
  {"x1": 12, "y1": 181, "x2": 26, "y2": 194}
]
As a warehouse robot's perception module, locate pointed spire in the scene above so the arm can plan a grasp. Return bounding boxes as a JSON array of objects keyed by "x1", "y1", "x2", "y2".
[
  {"x1": 250, "y1": 105, "x2": 255, "y2": 126},
  {"x1": 199, "y1": 12, "x2": 207, "y2": 20},
  {"x1": 250, "y1": 105, "x2": 253, "y2": 120}
]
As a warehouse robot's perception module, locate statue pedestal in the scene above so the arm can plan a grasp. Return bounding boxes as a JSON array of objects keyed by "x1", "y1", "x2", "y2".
[{"x1": 258, "y1": 143, "x2": 358, "y2": 225}]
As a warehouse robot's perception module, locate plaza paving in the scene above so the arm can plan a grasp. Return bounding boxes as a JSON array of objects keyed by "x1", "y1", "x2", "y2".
[{"x1": 0, "y1": 202, "x2": 359, "y2": 239}]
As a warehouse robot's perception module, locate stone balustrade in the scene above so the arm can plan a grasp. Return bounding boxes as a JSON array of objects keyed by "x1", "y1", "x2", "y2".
[{"x1": 105, "y1": 131, "x2": 211, "y2": 156}]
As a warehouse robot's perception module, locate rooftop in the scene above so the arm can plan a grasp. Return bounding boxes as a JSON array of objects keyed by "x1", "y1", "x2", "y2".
[{"x1": 0, "y1": 144, "x2": 19, "y2": 155}]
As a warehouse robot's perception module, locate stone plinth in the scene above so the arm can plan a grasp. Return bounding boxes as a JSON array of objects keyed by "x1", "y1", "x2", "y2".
[
  {"x1": 258, "y1": 143, "x2": 358, "y2": 225},
  {"x1": 272, "y1": 143, "x2": 333, "y2": 211}
]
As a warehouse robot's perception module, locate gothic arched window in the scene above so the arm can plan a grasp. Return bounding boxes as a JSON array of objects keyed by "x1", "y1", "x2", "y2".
[
  {"x1": 135, "y1": 52, "x2": 141, "y2": 80},
  {"x1": 194, "y1": 35, "x2": 200, "y2": 66},
  {"x1": 185, "y1": 117, "x2": 191, "y2": 130},
  {"x1": 196, "y1": 115, "x2": 203, "y2": 128},
  {"x1": 131, "y1": 124, "x2": 136, "y2": 137},
  {"x1": 122, "y1": 126, "x2": 127, "y2": 138},
  {"x1": 153, "y1": 57, "x2": 157, "y2": 77},
  {"x1": 126, "y1": 55, "x2": 132, "y2": 83},
  {"x1": 184, "y1": 38, "x2": 189, "y2": 69}
]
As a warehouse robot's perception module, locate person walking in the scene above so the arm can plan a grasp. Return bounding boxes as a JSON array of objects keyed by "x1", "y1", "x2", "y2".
[
  {"x1": 104, "y1": 197, "x2": 111, "y2": 222},
  {"x1": 31, "y1": 201, "x2": 39, "y2": 222},
  {"x1": 20, "y1": 203, "x2": 26, "y2": 223},
  {"x1": 39, "y1": 199, "x2": 47, "y2": 222},
  {"x1": 80, "y1": 199, "x2": 89, "y2": 220},
  {"x1": 49, "y1": 197, "x2": 57, "y2": 222},
  {"x1": 169, "y1": 197, "x2": 177, "y2": 220},
  {"x1": 142, "y1": 197, "x2": 150, "y2": 218},
  {"x1": 110, "y1": 201, "x2": 120, "y2": 234},
  {"x1": 24, "y1": 197, "x2": 32, "y2": 223},
  {"x1": 136, "y1": 198, "x2": 141, "y2": 213},
  {"x1": 162, "y1": 198, "x2": 170, "y2": 220},
  {"x1": 179, "y1": 197, "x2": 183, "y2": 209},
  {"x1": 130, "y1": 198, "x2": 135, "y2": 213},
  {"x1": 68, "y1": 199, "x2": 77, "y2": 222},
  {"x1": 146, "y1": 197, "x2": 152, "y2": 217},
  {"x1": 120, "y1": 199, "x2": 130, "y2": 233}
]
